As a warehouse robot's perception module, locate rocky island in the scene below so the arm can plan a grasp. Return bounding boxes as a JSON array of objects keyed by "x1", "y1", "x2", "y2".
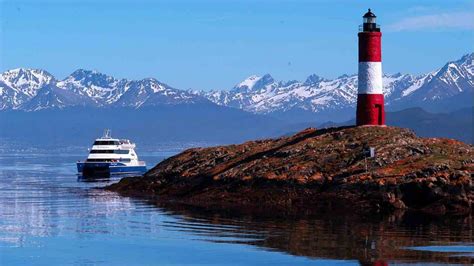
[{"x1": 108, "y1": 126, "x2": 473, "y2": 216}]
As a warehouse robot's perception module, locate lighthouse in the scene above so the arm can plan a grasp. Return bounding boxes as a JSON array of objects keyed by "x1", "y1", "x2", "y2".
[{"x1": 356, "y1": 9, "x2": 385, "y2": 126}]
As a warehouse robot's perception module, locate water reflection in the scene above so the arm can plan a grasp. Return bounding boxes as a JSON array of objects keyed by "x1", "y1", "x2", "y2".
[
  {"x1": 152, "y1": 203, "x2": 474, "y2": 265},
  {"x1": 0, "y1": 150, "x2": 472, "y2": 265},
  {"x1": 0, "y1": 154, "x2": 161, "y2": 249},
  {"x1": 77, "y1": 173, "x2": 138, "y2": 183}
]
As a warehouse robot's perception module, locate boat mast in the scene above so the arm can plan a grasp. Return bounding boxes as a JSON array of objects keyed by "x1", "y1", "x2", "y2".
[{"x1": 103, "y1": 129, "x2": 112, "y2": 139}]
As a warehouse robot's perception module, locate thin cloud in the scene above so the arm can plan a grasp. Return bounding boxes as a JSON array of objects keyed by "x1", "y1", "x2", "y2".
[{"x1": 386, "y1": 12, "x2": 474, "y2": 32}]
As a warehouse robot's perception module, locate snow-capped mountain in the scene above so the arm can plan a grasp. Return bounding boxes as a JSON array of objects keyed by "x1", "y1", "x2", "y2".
[
  {"x1": 0, "y1": 53, "x2": 472, "y2": 119},
  {"x1": 0, "y1": 81, "x2": 21, "y2": 110},
  {"x1": 392, "y1": 54, "x2": 473, "y2": 106},
  {"x1": 20, "y1": 83, "x2": 96, "y2": 111},
  {"x1": 197, "y1": 73, "x2": 406, "y2": 114},
  {"x1": 1, "y1": 68, "x2": 54, "y2": 96},
  {"x1": 0, "y1": 69, "x2": 211, "y2": 111},
  {"x1": 196, "y1": 53, "x2": 473, "y2": 120},
  {"x1": 0, "y1": 68, "x2": 55, "y2": 109},
  {"x1": 56, "y1": 69, "x2": 208, "y2": 108},
  {"x1": 56, "y1": 69, "x2": 125, "y2": 105},
  {"x1": 114, "y1": 78, "x2": 209, "y2": 108}
]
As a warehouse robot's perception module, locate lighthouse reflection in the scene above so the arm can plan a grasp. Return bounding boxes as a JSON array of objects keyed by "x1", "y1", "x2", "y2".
[{"x1": 157, "y1": 203, "x2": 474, "y2": 265}]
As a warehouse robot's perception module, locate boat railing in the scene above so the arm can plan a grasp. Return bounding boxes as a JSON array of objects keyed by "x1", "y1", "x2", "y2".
[{"x1": 120, "y1": 144, "x2": 136, "y2": 149}]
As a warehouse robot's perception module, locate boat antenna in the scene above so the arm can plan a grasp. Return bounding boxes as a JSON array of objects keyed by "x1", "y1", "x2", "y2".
[{"x1": 103, "y1": 129, "x2": 112, "y2": 139}]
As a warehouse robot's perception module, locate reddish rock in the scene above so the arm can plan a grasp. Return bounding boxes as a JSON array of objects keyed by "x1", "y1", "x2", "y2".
[{"x1": 108, "y1": 126, "x2": 473, "y2": 216}]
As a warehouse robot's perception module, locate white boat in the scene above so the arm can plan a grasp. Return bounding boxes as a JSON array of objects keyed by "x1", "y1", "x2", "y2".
[{"x1": 77, "y1": 129, "x2": 147, "y2": 176}]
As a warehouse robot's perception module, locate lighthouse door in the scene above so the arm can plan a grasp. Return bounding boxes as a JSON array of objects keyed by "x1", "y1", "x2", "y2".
[{"x1": 375, "y1": 104, "x2": 383, "y2": 125}]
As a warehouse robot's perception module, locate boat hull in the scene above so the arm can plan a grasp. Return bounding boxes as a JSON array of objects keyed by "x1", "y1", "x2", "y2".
[{"x1": 77, "y1": 162, "x2": 147, "y2": 177}]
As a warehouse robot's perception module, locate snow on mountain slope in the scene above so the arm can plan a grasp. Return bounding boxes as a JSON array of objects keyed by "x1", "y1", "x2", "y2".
[
  {"x1": 412, "y1": 53, "x2": 473, "y2": 100},
  {"x1": 400, "y1": 73, "x2": 435, "y2": 97},
  {"x1": 0, "y1": 53, "x2": 472, "y2": 114},
  {"x1": 197, "y1": 53, "x2": 473, "y2": 115},
  {"x1": 237, "y1": 75, "x2": 263, "y2": 90},
  {"x1": 110, "y1": 78, "x2": 210, "y2": 108},
  {"x1": 0, "y1": 69, "x2": 211, "y2": 111},
  {"x1": 1, "y1": 68, "x2": 54, "y2": 96},
  {"x1": 0, "y1": 68, "x2": 55, "y2": 109},
  {"x1": 20, "y1": 83, "x2": 96, "y2": 111},
  {"x1": 57, "y1": 69, "x2": 124, "y2": 105},
  {"x1": 199, "y1": 73, "x2": 396, "y2": 114},
  {"x1": 0, "y1": 81, "x2": 22, "y2": 110}
]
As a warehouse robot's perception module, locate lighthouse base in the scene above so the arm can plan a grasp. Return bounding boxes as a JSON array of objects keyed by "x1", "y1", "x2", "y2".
[{"x1": 356, "y1": 94, "x2": 385, "y2": 126}]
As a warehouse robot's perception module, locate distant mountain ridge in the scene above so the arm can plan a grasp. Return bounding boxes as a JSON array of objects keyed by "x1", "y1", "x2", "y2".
[
  {"x1": 0, "y1": 69, "x2": 212, "y2": 111},
  {"x1": 313, "y1": 107, "x2": 473, "y2": 144},
  {"x1": 0, "y1": 54, "x2": 472, "y2": 122},
  {"x1": 196, "y1": 53, "x2": 473, "y2": 121}
]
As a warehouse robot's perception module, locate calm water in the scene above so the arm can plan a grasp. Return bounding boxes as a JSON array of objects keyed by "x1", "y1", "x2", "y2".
[{"x1": 0, "y1": 148, "x2": 473, "y2": 265}]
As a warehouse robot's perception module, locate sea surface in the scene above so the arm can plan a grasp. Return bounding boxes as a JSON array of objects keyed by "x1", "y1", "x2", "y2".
[{"x1": 0, "y1": 145, "x2": 473, "y2": 265}]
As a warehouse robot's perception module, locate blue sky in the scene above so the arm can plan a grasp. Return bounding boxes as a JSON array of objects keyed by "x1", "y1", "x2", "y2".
[{"x1": 1, "y1": 0, "x2": 473, "y2": 90}]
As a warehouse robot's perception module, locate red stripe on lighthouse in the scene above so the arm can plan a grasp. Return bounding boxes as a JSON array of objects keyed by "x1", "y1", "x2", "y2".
[
  {"x1": 358, "y1": 32, "x2": 382, "y2": 62},
  {"x1": 356, "y1": 94, "x2": 385, "y2": 125}
]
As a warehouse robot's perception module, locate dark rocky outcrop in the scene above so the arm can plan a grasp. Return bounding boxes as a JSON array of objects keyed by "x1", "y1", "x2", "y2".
[{"x1": 108, "y1": 126, "x2": 473, "y2": 216}]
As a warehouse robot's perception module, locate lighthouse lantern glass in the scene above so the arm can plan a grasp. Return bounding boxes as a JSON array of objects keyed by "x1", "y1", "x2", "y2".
[{"x1": 364, "y1": 17, "x2": 376, "y2": 24}]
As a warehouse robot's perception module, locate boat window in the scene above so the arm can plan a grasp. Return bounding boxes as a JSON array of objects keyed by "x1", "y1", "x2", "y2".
[
  {"x1": 91, "y1": 150, "x2": 112, "y2": 154},
  {"x1": 90, "y1": 150, "x2": 129, "y2": 154},
  {"x1": 86, "y1": 159, "x2": 113, "y2": 162},
  {"x1": 93, "y1": 140, "x2": 119, "y2": 145},
  {"x1": 86, "y1": 158, "x2": 127, "y2": 162}
]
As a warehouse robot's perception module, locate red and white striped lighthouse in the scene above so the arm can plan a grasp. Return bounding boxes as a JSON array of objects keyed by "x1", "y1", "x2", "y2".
[{"x1": 356, "y1": 9, "x2": 385, "y2": 126}]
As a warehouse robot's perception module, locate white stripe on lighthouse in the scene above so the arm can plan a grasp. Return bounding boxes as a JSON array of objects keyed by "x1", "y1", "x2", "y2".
[{"x1": 358, "y1": 62, "x2": 383, "y2": 94}]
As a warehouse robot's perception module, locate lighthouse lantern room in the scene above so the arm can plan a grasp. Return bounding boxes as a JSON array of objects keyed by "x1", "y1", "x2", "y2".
[{"x1": 356, "y1": 9, "x2": 385, "y2": 126}]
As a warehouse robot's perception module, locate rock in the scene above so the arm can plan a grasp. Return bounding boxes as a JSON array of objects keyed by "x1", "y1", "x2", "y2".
[
  {"x1": 422, "y1": 201, "x2": 447, "y2": 215},
  {"x1": 107, "y1": 126, "x2": 474, "y2": 216}
]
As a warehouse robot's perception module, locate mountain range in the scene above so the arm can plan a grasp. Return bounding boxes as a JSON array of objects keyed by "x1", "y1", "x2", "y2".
[
  {"x1": 196, "y1": 53, "x2": 473, "y2": 122},
  {"x1": 0, "y1": 53, "x2": 472, "y2": 145},
  {"x1": 1, "y1": 53, "x2": 472, "y2": 122},
  {"x1": 0, "y1": 68, "x2": 211, "y2": 111}
]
